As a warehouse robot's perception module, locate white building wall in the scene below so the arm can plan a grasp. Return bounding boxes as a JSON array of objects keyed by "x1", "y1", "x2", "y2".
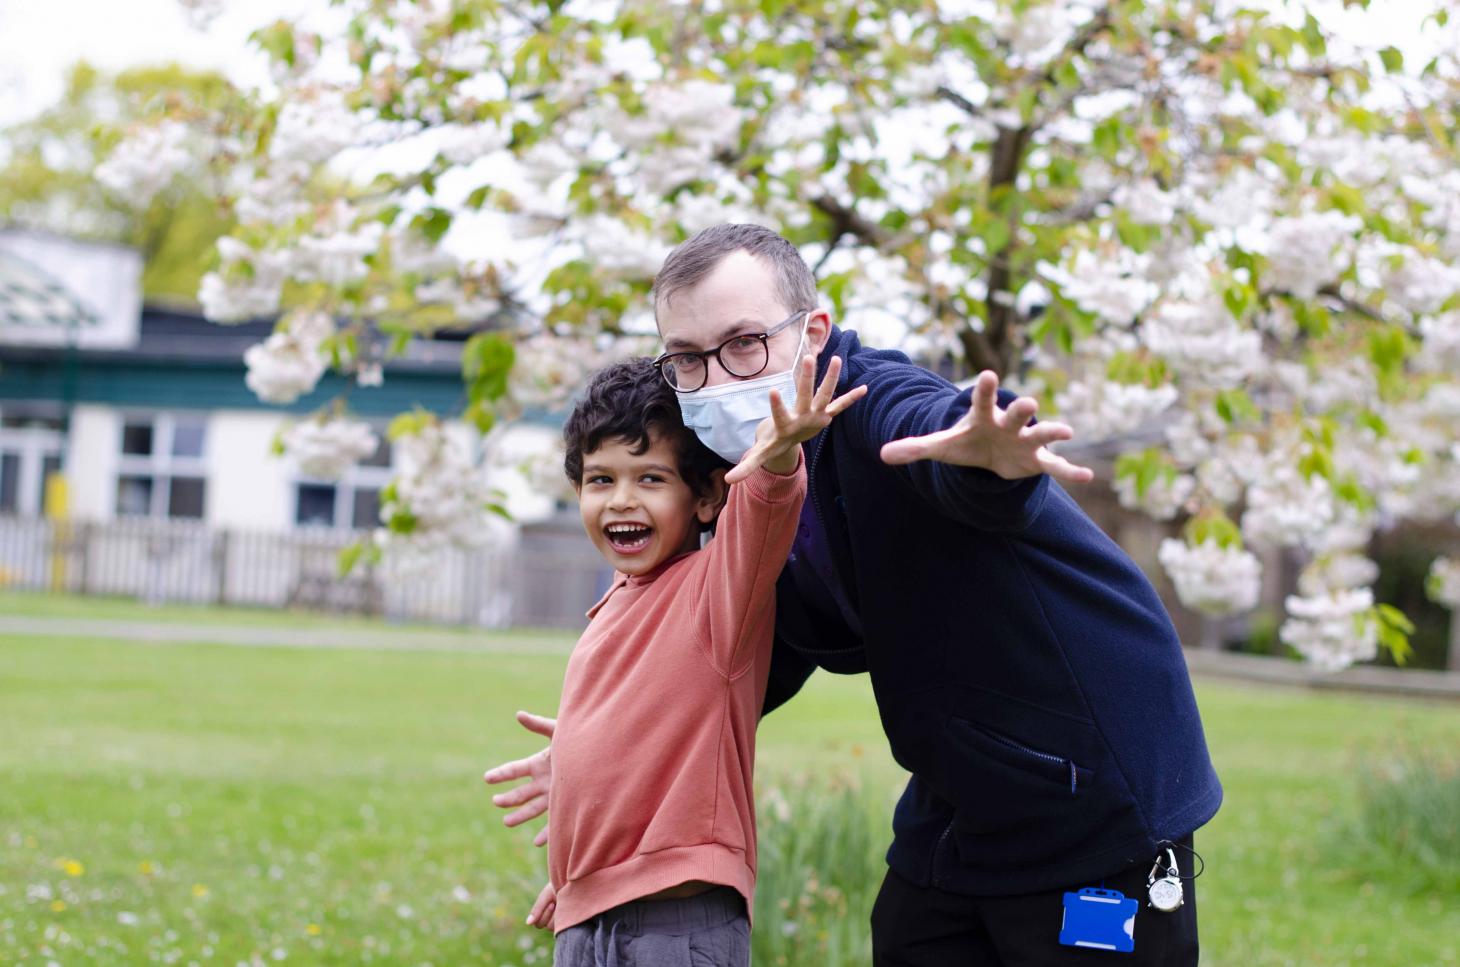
[
  {"x1": 206, "y1": 410, "x2": 294, "y2": 532},
  {"x1": 65, "y1": 405, "x2": 119, "y2": 520}
]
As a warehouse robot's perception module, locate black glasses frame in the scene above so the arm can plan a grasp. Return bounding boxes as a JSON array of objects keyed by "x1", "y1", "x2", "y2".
[{"x1": 654, "y1": 308, "x2": 812, "y2": 392}]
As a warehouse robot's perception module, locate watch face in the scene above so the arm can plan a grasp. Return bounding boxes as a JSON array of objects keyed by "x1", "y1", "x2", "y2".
[{"x1": 1149, "y1": 878, "x2": 1183, "y2": 911}]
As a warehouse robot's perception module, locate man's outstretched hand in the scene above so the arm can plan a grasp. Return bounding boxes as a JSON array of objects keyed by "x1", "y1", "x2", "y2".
[
  {"x1": 879, "y1": 370, "x2": 1094, "y2": 485},
  {"x1": 483, "y1": 710, "x2": 555, "y2": 848}
]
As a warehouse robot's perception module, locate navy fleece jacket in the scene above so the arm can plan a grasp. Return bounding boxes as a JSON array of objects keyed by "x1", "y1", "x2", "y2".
[{"x1": 766, "y1": 327, "x2": 1222, "y2": 896}]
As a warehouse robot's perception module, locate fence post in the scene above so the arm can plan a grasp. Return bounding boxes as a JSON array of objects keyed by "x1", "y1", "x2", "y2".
[
  {"x1": 77, "y1": 520, "x2": 93, "y2": 595},
  {"x1": 214, "y1": 529, "x2": 230, "y2": 606}
]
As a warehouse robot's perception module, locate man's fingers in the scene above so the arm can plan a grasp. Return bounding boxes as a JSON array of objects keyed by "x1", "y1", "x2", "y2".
[
  {"x1": 515, "y1": 710, "x2": 556, "y2": 739},
  {"x1": 824, "y1": 383, "x2": 867, "y2": 416},
  {"x1": 811, "y1": 355, "x2": 843, "y2": 411},
  {"x1": 1020, "y1": 421, "x2": 1073, "y2": 449},
  {"x1": 1037, "y1": 447, "x2": 1095, "y2": 485},
  {"x1": 794, "y1": 353, "x2": 816, "y2": 410},
  {"x1": 880, "y1": 426, "x2": 960, "y2": 465},
  {"x1": 533, "y1": 824, "x2": 549, "y2": 848},
  {"x1": 491, "y1": 777, "x2": 546, "y2": 809},
  {"x1": 483, "y1": 757, "x2": 533, "y2": 785},
  {"x1": 502, "y1": 797, "x2": 549, "y2": 828},
  {"x1": 971, "y1": 370, "x2": 1000, "y2": 423},
  {"x1": 1002, "y1": 395, "x2": 1038, "y2": 429}
]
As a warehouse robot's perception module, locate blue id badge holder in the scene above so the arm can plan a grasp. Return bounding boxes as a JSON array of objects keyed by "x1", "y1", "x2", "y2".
[{"x1": 1059, "y1": 887, "x2": 1137, "y2": 953}]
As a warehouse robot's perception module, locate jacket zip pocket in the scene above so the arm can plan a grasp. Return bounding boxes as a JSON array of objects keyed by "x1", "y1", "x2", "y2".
[
  {"x1": 931, "y1": 819, "x2": 955, "y2": 887},
  {"x1": 974, "y1": 726, "x2": 1081, "y2": 796}
]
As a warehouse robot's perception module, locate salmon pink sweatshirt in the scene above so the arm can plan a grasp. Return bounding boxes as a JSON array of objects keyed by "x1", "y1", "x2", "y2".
[{"x1": 548, "y1": 458, "x2": 806, "y2": 932}]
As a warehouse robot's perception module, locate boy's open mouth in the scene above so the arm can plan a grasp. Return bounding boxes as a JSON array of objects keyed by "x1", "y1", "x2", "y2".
[{"x1": 604, "y1": 522, "x2": 653, "y2": 552}]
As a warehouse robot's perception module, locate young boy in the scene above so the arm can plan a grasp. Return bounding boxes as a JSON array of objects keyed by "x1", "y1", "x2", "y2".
[{"x1": 525, "y1": 352, "x2": 862, "y2": 964}]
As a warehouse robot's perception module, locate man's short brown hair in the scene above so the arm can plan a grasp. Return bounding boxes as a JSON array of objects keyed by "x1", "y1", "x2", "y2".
[{"x1": 652, "y1": 224, "x2": 818, "y2": 318}]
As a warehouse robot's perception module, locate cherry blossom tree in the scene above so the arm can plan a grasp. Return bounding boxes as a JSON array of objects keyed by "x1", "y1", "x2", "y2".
[{"x1": 95, "y1": 0, "x2": 1460, "y2": 668}]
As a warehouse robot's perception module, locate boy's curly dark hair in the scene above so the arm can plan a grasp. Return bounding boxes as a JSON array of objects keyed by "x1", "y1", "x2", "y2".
[{"x1": 563, "y1": 357, "x2": 730, "y2": 501}]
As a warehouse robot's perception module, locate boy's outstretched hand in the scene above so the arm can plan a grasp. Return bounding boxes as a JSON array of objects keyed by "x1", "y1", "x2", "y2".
[
  {"x1": 880, "y1": 370, "x2": 1094, "y2": 485},
  {"x1": 724, "y1": 354, "x2": 867, "y2": 484},
  {"x1": 483, "y1": 710, "x2": 555, "y2": 848}
]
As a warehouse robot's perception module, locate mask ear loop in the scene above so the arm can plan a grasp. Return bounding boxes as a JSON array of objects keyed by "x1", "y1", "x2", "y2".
[{"x1": 1155, "y1": 839, "x2": 1205, "y2": 881}]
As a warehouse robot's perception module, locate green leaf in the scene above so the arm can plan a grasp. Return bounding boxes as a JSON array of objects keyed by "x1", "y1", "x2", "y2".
[
  {"x1": 1185, "y1": 511, "x2": 1243, "y2": 550},
  {"x1": 464, "y1": 401, "x2": 497, "y2": 435},
  {"x1": 387, "y1": 409, "x2": 433, "y2": 441},
  {"x1": 463, "y1": 332, "x2": 516, "y2": 402},
  {"x1": 1214, "y1": 389, "x2": 1259, "y2": 425},
  {"x1": 465, "y1": 185, "x2": 492, "y2": 210},
  {"x1": 1378, "y1": 46, "x2": 1404, "y2": 73},
  {"x1": 337, "y1": 541, "x2": 365, "y2": 578},
  {"x1": 413, "y1": 207, "x2": 453, "y2": 244}
]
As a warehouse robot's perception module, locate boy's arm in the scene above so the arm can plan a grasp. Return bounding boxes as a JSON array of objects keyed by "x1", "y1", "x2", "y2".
[
  {"x1": 699, "y1": 354, "x2": 866, "y2": 677},
  {"x1": 843, "y1": 359, "x2": 1088, "y2": 532},
  {"x1": 696, "y1": 456, "x2": 805, "y2": 678}
]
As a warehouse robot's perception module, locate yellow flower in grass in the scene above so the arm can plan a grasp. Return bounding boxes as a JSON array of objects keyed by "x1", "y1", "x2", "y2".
[
  {"x1": 139, "y1": 861, "x2": 155, "y2": 875},
  {"x1": 192, "y1": 884, "x2": 209, "y2": 898},
  {"x1": 306, "y1": 924, "x2": 321, "y2": 936},
  {"x1": 50, "y1": 900, "x2": 66, "y2": 912},
  {"x1": 55, "y1": 859, "x2": 84, "y2": 877}
]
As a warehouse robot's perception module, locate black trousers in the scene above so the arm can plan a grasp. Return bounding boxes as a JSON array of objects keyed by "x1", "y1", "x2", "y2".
[{"x1": 871, "y1": 839, "x2": 1200, "y2": 966}]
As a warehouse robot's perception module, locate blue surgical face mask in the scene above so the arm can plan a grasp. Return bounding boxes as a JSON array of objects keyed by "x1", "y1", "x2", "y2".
[{"x1": 677, "y1": 316, "x2": 809, "y2": 464}]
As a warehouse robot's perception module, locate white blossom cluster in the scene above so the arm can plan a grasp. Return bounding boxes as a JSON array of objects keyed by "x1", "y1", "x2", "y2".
[
  {"x1": 380, "y1": 424, "x2": 496, "y2": 548},
  {"x1": 1381, "y1": 252, "x2": 1460, "y2": 316},
  {"x1": 1157, "y1": 538, "x2": 1262, "y2": 617},
  {"x1": 1139, "y1": 295, "x2": 1259, "y2": 389},
  {"x1": 1418, "y1": 313, "x2": 1460, "y2": 371},
  {"x1": 1261, "y1": 211, "x2": 1361, "y2": 300},
  {"x1": 1427, "y1": 557, "x2": 1460, "y2": 610},
  {"x1": 508, "y1": 333, "x2": 654, "y2": 412},
  {"x1": 243, "y1": 310, "x2": 334, "y2": 405},
  {"x1": 1041, "y1": 250, "x2": 1154, "y2": 325},
  {"x1": 1279, "y1": 589, "x2": 1378, "y2": 672},
  {"x1": 1297, "y1": 553, "x2": 1380, "y2": 597},
  {"x1": 283, "y1": 417, "x2": 379, "y2": 481},
  {"x1": 269, "y1": 93, "x2": 361, "y2": 167},
  {"x1": 1240, "y1": 466, "x2": 1337, "y2": 552},
  {"x1": 993, "y1": 2, "x2": 1079, "y2": 65},
  {"x1": 94, "y1": 120, "x2": 197, "y2": 206},
  {"x1": 293, "y1": 201, "x2": 384, "y2": 287},
  {"x1": 1055, "y1": 378, "x2": 1177, "y2": 440},
  {"x1": 1115, "y1": 471, "x2": 1194, "y2": 521},
  {"x1": 200, "y1": 237, "x2": 290, "y2": 324},
  {"x1": 615, "y1": 81, "x2": 745, "y2": 196}
]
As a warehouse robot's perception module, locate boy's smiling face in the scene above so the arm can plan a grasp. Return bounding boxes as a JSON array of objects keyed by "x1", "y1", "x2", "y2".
[{"x1": 576, "y1": 431, "x2": 723, "y2": 576}]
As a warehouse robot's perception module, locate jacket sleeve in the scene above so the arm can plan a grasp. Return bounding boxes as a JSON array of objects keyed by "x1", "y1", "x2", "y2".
[
  {"x1": 694, "y1": 455, "x2": 807, "y2": 678},
  {"x1": 840, "y1": 352, "x2": 1050, "y2": 532},
  {"x1": 761, "y1": 634, "x2": 817, "y2": 717}
]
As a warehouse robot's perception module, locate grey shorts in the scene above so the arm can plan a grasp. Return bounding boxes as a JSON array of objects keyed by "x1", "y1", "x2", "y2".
[{"x1": 553, "y1": 886, "x2": 750, "y2": 967}]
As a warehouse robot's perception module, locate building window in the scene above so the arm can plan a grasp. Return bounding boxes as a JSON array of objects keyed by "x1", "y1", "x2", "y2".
[
  {"x1": 293, "y1": 433, "x2": 391, "y2": 531},
  {"x1": 115, "y1": 414, "x2": 208, "y2": 520}
]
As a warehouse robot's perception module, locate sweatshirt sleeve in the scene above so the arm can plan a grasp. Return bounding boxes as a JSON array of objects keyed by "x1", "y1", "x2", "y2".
[
  {"x1": 841, "y1": 353, "x2": 1050, "y2": 532},
  {"x1": 694, "y1": 454, "x2": 807, "y2": 678}
]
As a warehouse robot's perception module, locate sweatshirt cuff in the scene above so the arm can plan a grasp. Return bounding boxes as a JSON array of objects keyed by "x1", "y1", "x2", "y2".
[{"x1": 742, "y1": 451, "x2": 806, "y2": 504}]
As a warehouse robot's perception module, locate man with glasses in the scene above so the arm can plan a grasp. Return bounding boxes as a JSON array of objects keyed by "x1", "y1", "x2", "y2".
[{"x1": 488, "y1": 223, "x2": 1219, "y2": 966}]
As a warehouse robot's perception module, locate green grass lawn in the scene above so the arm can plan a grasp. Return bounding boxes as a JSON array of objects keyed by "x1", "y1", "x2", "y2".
[{"x1": 1, "y1": 595, "x2": 1458, "y2": 965}]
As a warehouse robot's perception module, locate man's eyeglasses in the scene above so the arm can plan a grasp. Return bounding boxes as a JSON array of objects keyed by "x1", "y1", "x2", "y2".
[{"x1": 654, "y1": 309, "x2": 812, "y2": 392}]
